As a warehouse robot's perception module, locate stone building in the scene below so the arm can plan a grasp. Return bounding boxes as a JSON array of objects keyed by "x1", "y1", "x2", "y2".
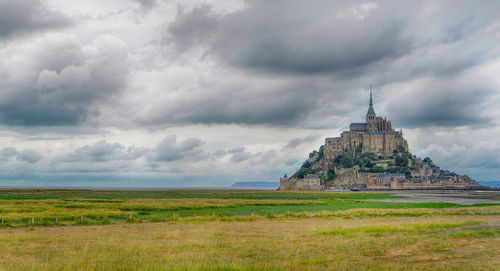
[
  {"x1": 323, "y1": 88, "x2": 408, "y2": 171},
  {"x1": 279, "y1": 87, "x2": 478, "y2": 191},
  {"x1": 279, "y1": 174, "x2": 321, "y2": 191}
]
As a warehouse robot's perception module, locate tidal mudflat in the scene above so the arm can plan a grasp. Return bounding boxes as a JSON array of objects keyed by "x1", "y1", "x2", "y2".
[{"x1": 366, "y1": 191, "x2": 500, "y2": 205}]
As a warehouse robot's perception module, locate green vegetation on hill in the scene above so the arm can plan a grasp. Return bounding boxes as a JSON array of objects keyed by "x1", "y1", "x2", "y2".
[
  {"x1": 291, "y1": 142, "x2": 436, "y2": 184},
  {"x1": 295, "y1": 148, "x2": 325, "y2": 179},
  {"x1": 335, "y1": 155, "x2": 353, "y2": 168}
]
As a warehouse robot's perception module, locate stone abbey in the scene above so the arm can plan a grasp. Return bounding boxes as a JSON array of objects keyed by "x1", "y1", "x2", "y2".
[
  {"x1": 323, "y1": 88, "x2": 408, "y2": 172},
  {"x1": 280, "y1": 87, "x2": 478, "y2": 191}
]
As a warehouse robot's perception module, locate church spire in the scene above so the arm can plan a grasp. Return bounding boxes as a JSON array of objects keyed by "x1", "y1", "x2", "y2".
[
  {"x1": 366, "y1": 85, "x2": 377, "y2": 132},
  {"x1": 367, "y1": 85, "x2": 376, "y2": 116},
  {"x1": 369, "y1": 84, "x2": 373, "y2": 107}
]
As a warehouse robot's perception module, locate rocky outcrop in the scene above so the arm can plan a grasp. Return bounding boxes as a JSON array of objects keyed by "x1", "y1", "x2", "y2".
[{"x1": 279, "y1": 90, "x2": 479, "y2": 191}]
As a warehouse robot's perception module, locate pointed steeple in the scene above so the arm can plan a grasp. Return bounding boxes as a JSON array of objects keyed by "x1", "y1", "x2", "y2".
[
  {"x1": 367, "y1": 85, "x2": 376, "y2": 116},
  {"x1": 369, "y1": 84, "x2": 373, "y2": 107},
  {"x1": 366, "y1": 85, "x2": 377, "y2": 132}
]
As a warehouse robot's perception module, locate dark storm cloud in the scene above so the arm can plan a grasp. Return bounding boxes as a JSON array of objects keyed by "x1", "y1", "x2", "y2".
[
  {"x1": 167, "y1": 1, "x2": 500, "y2": 77},
  {"x1": 138, "y1": 79, "x2": 322, "y2": 127},
  {"x1": 154, "y1": 135, "x2": 205, "y2": 162},
  {"x1": 385, "y1": 78, "x2": 494, "y2": 127},
  {"x1": 283, "y1": 135, "x2": 318, "y2": 149},
  {"x1": 0, "y1": 35, "x2": 130, "y2": 126},
  {"x1": 16, "y1": 150, "x2": 42, "y2": 163},
  {"x1": 134, "y1": 0, "x2": 157, "y2": 14},
  {"x1": 0, "y1": 0, "x2": 497, "y2": 185},
  {"x1": 0, "y1": 0, "x2": 71, "y2": 40},
  {"x1": 56, "y1": 136, "x2": 206, "y2": 166},
  {"x1": 228, "y1": 147, "x2": 252, "y2": 163},
  {"x1": 223, "y1": 146, "x2": 279, "y2": 166},
  {"x1": 390, "y1": 92, "x2": 489, "y2": 127},
  {"x1": 0, "y1": 147, "x2": 19, "y2": 160},
  {"x1": 167, "y1": 1, "x2": 412, "y2": 75},
  {"x1": 61, "y1": 140, "x2": 146, "y2": 163},
  {"x1": 160, "y1": 0, "x2": 500, "y2": 128}
]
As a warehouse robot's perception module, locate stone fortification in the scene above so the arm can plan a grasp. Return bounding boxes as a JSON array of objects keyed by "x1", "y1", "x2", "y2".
[
  {"x1": 280, "y1": 174, "x2": 321, "y2": 191},
  {"x1": 323, "y1": 89, "x2": 407, "y2": 172},
  {"x1": 279, "y1": 87, "x2": 478, "y2": 191}
]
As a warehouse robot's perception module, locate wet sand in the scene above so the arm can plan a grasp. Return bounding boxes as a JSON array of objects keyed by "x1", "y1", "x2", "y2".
[{"x1": 367, "y1": 191, "x2": 500, "y2": 205}]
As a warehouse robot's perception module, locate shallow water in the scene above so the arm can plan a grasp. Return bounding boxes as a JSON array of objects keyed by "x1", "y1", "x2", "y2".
[{"x1": 366, "y1": 191, "x2": 500, "y2": 205}]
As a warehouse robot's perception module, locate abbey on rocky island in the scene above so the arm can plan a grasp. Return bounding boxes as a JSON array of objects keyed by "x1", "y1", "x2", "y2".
[
  {"x1": 323, "y1": 87, "x2": 408, "y2": 172},
  {"x1": 280, "y1": 87, "x2": 478, "y2": 191}
]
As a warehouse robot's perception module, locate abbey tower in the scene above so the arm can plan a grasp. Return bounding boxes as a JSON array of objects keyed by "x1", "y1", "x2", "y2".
[
  {"x1": 279, "y1": 86, "x2": 478, "y2": 191},
  {"x1": 322, "y1": 87, "x2": 408, "y2": 171}
]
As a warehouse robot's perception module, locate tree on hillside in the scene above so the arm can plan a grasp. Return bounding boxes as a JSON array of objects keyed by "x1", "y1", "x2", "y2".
[
  {"x1": 302, "y1": 160, "x2": 311, "y2": 168},
  {"x1": 334, "y1": 155, "x2": 353, "y2": 168},
  {"x1": 365, "y1": 160, "x2": 374, "y2": 168},
  {"x1": 369, "y1": 166, "x2": 385, "y2": 173},
  {"x1": 423, "y1": 157, "x2": 434, "y2": 165},
  {"x1": 395, "y1": 155, "x2": 408, "y2": 167},
  {"x1": 316, "y1": 145, "x2": 324, "y2": 161}
]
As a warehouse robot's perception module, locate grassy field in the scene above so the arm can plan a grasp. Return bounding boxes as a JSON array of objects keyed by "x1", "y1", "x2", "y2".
[
  {"x1": 0, "y1": 189, "x2": 489, "y2": 227},
  {"x1": 0, "y1": 189, "x2": 498, "y2": 270}
]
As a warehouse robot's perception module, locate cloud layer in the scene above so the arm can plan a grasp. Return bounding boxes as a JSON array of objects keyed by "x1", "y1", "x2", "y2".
[
  {"x1": 167, "y1": 2, "x2": 412, "y2": 75},
  {"x1": 0, "y1": 34, "x2": 129, "y2": 126},
  {"x1": 0, "y1": 0, "x2": 71, "y2": 40},
  {"x1": 0, "y1": 0, "x2": 499, "y2": 185},
  {"x1": 161, "y1": 0, "x2": 500, "y2": 128}
]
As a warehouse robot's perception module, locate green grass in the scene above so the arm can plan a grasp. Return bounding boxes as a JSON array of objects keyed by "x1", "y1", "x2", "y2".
[
  {"x1": 0, "y1": 189, "x2": 401, "y2": 200},
  {"x1": 0, "y1": 215, "x2": 498, "y2": 270},
  {"x1": 145, "y1": 200, "x2": 461, "y2": 219},
  {"x1": 318, "y1": 221, "x2": 483, "y2": 236},
  {"x1": 0, "y1": 189, "x2": 498, "y2": 228},
  {"x1": 0, "y1": 189, "x2": 498, "y2": 270}
]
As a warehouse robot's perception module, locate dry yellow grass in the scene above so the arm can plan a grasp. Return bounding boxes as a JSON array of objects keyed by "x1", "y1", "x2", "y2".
[
  {"x1": 0, "y1": 190, "x2": 498, "y2": 270},
  {"x1": 0, "y1": 209, "x2": 498, "y2": 270}
]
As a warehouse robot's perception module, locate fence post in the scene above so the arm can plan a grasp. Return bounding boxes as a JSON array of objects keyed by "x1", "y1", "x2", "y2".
[{"x1": 32, "y1": 217, "x2": 34, "y2": 224}]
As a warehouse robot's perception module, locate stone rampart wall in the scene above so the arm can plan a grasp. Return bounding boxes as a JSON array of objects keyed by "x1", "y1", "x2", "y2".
[{"x1": 279, "y1": 177, "x2": 322, "y2": 191}]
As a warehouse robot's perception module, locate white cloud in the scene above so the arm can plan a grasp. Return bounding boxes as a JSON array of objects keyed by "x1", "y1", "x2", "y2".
[
  {"x1": 154, "y1": 135, "x2": 205, "y2": 162},
  {"x1": 0, "y1": 33, "x2": 130, "y2": 126},
  {"x1": 336, "y1": 2, "x2": 378, "y2": 21},
  {"x1": 0, "y1": 0, "x2": 498, "y2": 185},
  {"x1": 17, "y1": 150, "x2": 42, "y2": 164}
]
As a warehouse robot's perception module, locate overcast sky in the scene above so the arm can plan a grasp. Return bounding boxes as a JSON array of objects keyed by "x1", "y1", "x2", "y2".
[{"x1": 0, "y1": 0, "x2": 499, "y2": 187}]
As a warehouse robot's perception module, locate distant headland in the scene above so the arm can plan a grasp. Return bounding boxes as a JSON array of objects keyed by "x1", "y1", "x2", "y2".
[{"x1": 232, "y1": 182, "x2": 280, "y2": 188}]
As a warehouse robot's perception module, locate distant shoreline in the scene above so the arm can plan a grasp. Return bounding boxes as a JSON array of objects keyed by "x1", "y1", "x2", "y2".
[
  {"x1": 0, "y1": 186, "x2": 498, "y2": 192},
  {"x1": 0, "y1": 186, "x2": 276, "y2": 191}
]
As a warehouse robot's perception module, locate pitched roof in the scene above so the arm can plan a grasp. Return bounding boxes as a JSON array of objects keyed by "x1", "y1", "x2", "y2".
[{"x1": 367, "y1": 106, "x2": 376, "y2": 115}]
